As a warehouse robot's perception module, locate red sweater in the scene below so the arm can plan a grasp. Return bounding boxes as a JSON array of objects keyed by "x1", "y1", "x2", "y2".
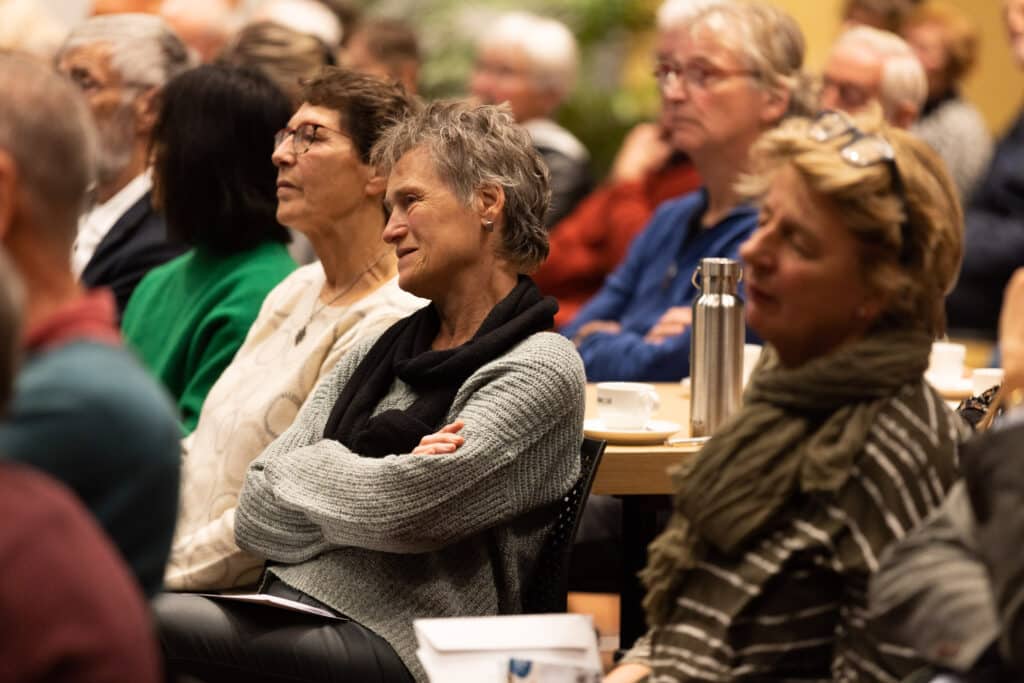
[{"x1": 535, "y1": 160, "x2": 701, "y2": 329}]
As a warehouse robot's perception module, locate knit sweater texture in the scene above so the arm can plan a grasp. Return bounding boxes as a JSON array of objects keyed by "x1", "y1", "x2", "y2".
[
  {"x1": 235, "y1": 330, "x2": 586, "y2": 681},
  {"x1": 166, "y1": 269, "x2": 426, "y2": 590},
  {"x1": 122, "y1": 242, "x2": 296, "y2": 433}
]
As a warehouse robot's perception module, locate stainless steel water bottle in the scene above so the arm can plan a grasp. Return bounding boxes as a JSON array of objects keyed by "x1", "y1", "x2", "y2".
[{"x1": 689, "y1": 257, "x2": 744, "y2": 437}]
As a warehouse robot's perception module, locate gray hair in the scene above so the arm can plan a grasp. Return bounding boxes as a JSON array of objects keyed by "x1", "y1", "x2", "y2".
[
  {"x1": 684, "y1": 2, "x2": 816, "y2": 118},
  {"x1": 58, "y1": 13, "x2": 191, "y2": 91},
  {"x1": 480, "y1": 12, "x2": 578, "y2": 101},
  {"x1": 656, "y1": 0, "x2": 728, "y2": 30},
  {"x1": 833, "y1": 26, "x2": 927, "y2": 117},
  {"x1": 0, "y1": 246, "x2": 22, "y2": 416},
  {"x1": 371, "y1": 100, "x2": 551, "y2": 272},
  {"x1": 0, "y1": 53, "x2": 97, "y2": 242}
]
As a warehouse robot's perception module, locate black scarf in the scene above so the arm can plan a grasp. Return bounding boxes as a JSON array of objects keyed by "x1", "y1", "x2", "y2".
[{"x1": 322, "y1": 276, "x2": 557, "y2": 457}]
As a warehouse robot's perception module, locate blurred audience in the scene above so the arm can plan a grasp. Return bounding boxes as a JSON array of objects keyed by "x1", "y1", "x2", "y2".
[
  {"x1": 563, "y1": 2, "x2": 813, "y2": 382},
  {"x1": 121, "y1": 64, "x2": 296, "y2": 434},
  {"x1": 822, "y1": 25, "x2": 928, "y2": 128},
  {"x1": 945, "y1": 0, "x2": 1024, "y2": 337},
  {"x1": 220, "y1": 20, "x2": 333, "y2": 106},
  {"x1": 92, "y1": 0, "x2": 162, "y2": 13},
  {"x1": 843, "y1": 0, "x2": 921, "y2": 33},
  {"x1": 609, "y1": 110, "x2": 963, "y2": 683},
  {"x1": 249, "y1": 0, "x2": 342, "y2": 60},
  {"x1": 0, "y1": 0, "x2": 67, "y2": 58},
  {"x1": 343, "y1": 17, "x2": 420, "y2": 95},
  {"x1": 535, "y1": 0, "x2": 710, "y2": 329},
  {"x1": 470, "y1": 11, "x2": 593, "y2": 228},
  {"x1": 902, "y1": 1, "x2": 992, "y2": 201},
  {"x1": 0, "y1": 51, "x2": 180, "y2": 598},
  {"x1": 165, "y1": 68, "x2": 424, "y2": 591},
  {"x1": 57, "y1": 13, "x2": 192, "y2": 315},
  {"x1": 159, "y1": 0, "x2": 235, "y2": 63}
]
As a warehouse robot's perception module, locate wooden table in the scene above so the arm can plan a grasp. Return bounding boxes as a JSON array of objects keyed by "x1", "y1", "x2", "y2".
[{"x1": 584, "y1": 383, "x2": 706, "y2": 651}]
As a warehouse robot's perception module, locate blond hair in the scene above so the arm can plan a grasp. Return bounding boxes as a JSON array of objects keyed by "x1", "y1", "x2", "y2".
[{"x1": 739, "y1": 113, "x2": 963, "y2": 336}]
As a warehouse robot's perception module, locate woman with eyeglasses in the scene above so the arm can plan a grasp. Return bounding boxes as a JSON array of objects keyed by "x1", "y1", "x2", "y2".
[
  {"x1": 122, "y1": 64, "x2": 297, "y2": 432},
  {"x1": 161, "y1": 67, "x2": 425, "y2": 591},
  {"x1": 562, "y1": 1, "x2": 816, "y2": 382},
  {"x1": 607, "y1": 111, "x2": 964, "y2": 682}
]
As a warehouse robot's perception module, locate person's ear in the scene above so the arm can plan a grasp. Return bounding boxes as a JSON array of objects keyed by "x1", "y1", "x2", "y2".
[
  {"x1": 0, "y1": 152, "x2": 19, "y2": 243},
  {"x1": 475, "y1": 183, "x2": 505, "y2": 227},
  {"x1": 759, "y1": 87, "x2": 791, "y2": 126},
  {"x1": 133, "y1": 86, "x2": 161, "y2": 138},
  {"x1": 364, "y1": 169, "x2": 387, "y2": 198}
]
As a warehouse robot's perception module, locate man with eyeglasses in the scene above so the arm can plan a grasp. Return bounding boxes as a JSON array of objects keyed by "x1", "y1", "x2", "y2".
[
  {"x1": 821, "y1": 25, "x2": 927, "y2": 129},
  {"x1": 56, "y1": 13, "x2": 191, "y2": 316}
]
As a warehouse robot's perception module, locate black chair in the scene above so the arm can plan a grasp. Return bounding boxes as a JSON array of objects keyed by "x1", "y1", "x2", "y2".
[{"x1": 522, "y1": 437, "x2": 607, "y2": 614}]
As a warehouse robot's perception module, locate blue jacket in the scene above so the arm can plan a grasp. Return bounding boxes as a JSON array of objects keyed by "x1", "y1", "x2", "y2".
[
  {"x1": 562, "y1": 189, "x2": 758, "y2": 381},
  {"x1": 947, "y1": 108, "x2": 1024, "y2": 336}
]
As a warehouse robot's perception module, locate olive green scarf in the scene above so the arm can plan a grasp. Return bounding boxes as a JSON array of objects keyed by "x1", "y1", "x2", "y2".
[{"x1": 642, "y1": 329, "x2": 932, "y2": 625}]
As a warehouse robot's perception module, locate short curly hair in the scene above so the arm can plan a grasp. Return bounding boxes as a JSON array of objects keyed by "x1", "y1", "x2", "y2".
[
  {"x1": 370, "y1": 100, "x2": 551, "y2": 273},
  {"x1": 738, "y1": 113, "x2": 963, "y2": 337}
]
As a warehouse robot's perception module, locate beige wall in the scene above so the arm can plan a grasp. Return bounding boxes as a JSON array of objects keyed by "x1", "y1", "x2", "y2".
[{"x1": 773, "y1": 0, "x2": 1024, "y2": 136}]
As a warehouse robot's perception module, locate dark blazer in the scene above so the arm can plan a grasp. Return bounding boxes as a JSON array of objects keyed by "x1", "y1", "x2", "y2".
[{"x1": 80, "y1": 191, "x2": 186, "y2": 317}]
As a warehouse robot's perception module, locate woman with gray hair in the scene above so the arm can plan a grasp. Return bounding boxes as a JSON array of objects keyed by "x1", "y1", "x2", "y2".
[{"x1": 155, "y1": 100, "x2": 585, "y2": 683}]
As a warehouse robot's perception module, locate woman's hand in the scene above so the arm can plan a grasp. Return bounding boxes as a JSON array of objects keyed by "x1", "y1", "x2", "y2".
[
  {"x1": 603, "y1": 663, "x2": 652, "y2": 683},
  {"x1": 1000, "y1": 268, "x2": 1024, "y2": 394},
  {"x1": 573, "y1": 320, "x2": 622, "y2": 348},
  {"x1": 644, "y1": 306, "x2": 692, "y2": 344},
  {"x1": 411, "y1": 420, "x2": 465, "y2": 455}
]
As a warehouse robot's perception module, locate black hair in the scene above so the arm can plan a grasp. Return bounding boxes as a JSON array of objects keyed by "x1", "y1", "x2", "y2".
[{"x1": 152, "y1": 63, "x2": 292, "y2": 253}]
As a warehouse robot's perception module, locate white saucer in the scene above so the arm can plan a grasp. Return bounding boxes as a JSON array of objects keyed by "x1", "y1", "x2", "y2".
[
  {"x1": 925, "y1": 372, "x2": 974, "y2": 400},
  {"x1": 583, "y1": 418, "x2": 684, "y2": 445}
]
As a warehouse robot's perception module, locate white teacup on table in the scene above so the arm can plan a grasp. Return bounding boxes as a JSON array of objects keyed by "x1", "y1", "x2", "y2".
[{"x1": 595, "y1": 382, "x2": 659, "y2": 430}]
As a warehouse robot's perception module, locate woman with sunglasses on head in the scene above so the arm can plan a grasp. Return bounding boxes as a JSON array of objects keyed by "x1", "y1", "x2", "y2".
[
  {"x1": 607, "y1": 110, "x2": 964, "y2": 682},
  {"x1": 162, "y1": 67, "x2": 425, "y2": 592},
  {"x1": 563, "y1": 1, "x2": 816, "y2": 382}
]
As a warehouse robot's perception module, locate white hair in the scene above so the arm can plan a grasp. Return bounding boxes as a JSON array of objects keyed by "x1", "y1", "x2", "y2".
[
  {"x1": 250, "y1": 0, "x2": 342, "y2": 49},
  {"x1": 834, "y1": 25, "x2": 927, "y2": 116},
  {"x1": 656, "y1": 0, "x2": 728, "y2": 31},
  {"x1": 0, "y1": 0, "x2": 67, "y2": 58},
  {"x1": 484, "y1": 12, "x2": 578, "y2": 101},
  {"x1": 59, "y1": 13, "x2": 192, "y2": 90}
]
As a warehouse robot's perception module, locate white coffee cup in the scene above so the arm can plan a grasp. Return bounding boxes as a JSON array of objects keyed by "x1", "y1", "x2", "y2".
[
  {"x1": 928, "y1": 341, "x2": 966, "y2": 379},
  {"x1": 742, "y1": 344, "x2": 763, "y2": 388},
  {"x1": 971, "y1": 367, "x2": 1004, "y2": 396},
  {"x1": 595, "y1": 382, "x2": 659, "y2": 430}
]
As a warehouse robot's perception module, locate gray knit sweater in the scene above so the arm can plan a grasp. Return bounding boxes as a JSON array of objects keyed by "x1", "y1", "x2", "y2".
[{"x1": 235, "y1": 330, "x2": 586, "y2": 681}]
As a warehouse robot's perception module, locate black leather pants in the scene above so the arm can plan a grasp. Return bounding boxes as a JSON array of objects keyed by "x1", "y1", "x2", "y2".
[{"x1": 154, "y1": 581, "x2": 414, "y2": 683}]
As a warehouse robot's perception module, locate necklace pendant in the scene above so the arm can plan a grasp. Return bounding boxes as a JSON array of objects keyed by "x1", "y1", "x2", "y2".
[{"x1": 294, "y1": 327, "x2": 306, "y2": 345}]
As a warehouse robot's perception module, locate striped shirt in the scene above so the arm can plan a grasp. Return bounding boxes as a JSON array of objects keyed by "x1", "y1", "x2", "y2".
[{"x1": 624, "y1": 380, "x2": 965, "y2": 682}]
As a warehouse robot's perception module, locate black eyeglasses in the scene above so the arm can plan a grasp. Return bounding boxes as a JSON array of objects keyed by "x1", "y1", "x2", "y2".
[
  {"x1": 809, "y1": 110, "x2": 913, "y2": 263},
  {"x1": 273, "y1": 123, "x2": 346, "y2": 156}
]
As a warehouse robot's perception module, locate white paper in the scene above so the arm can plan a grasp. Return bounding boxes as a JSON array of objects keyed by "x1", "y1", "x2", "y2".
[{"x1": 199, "y1": 592, "x2": 342, "y2": 620}]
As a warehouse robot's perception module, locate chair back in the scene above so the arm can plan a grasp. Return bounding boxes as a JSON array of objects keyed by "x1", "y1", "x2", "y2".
[{"x1": 522, "y1": 437, "x2": 607, "y2": 614}]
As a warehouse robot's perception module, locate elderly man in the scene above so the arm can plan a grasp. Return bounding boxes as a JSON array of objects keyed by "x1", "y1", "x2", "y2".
[
  {"x1": 0, "y1": 53, "x2": 180, "y2": 598},
  {"x1": 821, "y1": 24, "x2": 927, "y2": 128},
  {"x1": 470, "y1": 11, "x2": 593, "y2": 228},
  {"x1": 56, "y1": 13, "x2": 191, "y2": 315},
  {"x1": 343, "y1": 17, "x2": 420, "y2": 96}
]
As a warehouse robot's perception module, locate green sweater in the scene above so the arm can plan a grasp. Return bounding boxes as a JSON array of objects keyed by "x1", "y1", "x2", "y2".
[
  {"x1": 235, "y1": 330, "x2": 586, "y2": 681},
  {"x1": 122, "y1": 243, "x2": 295, "y2": 433}
]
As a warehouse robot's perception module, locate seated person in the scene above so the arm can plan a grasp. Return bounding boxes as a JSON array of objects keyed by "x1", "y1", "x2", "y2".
[
  {"x1": 155, "y1": 100, "x2": 586, "y2": 683},
  {"x1": 945, "y1": 0, "x2": 1024, "y2": 337},
  {"x1": 607, "y1": 110, "x2": 964, "y2": 682},
  {"x1": 563, "y1": 2, "x2": 813, "y2": 382},
  {"x1": 870, "y1": 268, "x2": 1024, "y2": 681},
  {"x1": 470, "y1": 11, "x2": 593, "y2": 228},
  {"x1": 534, "y1": 0, "x2": 706, "y2": 329},
  {"x1": 342, "y1": 17, "x2": 421, "y2": 96},
  {"x1": 165, "y1": 68, "x2": 425, "y2": 591},
  {"x1": 121, "y1": 64, "x2": 297, "y2": 433},
  {"x1": 0, "y1": 53, "x2": 180, "y2": 598},
  {"x1": 902, "y1": 1, "x2": 993, "y2": 202}
]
